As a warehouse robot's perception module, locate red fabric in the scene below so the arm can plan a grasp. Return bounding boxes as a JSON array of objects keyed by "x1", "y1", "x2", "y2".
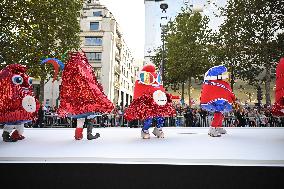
[
  {"x1": 200, "y1": 80, "x2": 235, "y2": 105},
  {"x1": 74, "y1": 128, "x2": 83, "y2": 140},
  {"x1": 211, "y1": 112, "x2": 224, "y2": 127},
  {"x1": 11, "y1": 130, "x2": 25, "y2": 140},
  {"x1": 134, "y1": 64, "x2": 165, "y2": 99},
  {"x1": 57, "y1": 52, "x2": 114, "y2": 117},
  {"x1": 124, "y1": 92, "x2": 176, "y2": 121},
  {"x1": 0, "y1": 64, "x2": 40, "y2": 123},
  {"x1": 125, "y1": 64, "x2": 176, "y2": 121},
  {"x1": 272, "y1": 58, "x2": 284, "y2": 116},
  {"x1": 169, "y1": 94, "x2": 180, "y2": 99}
]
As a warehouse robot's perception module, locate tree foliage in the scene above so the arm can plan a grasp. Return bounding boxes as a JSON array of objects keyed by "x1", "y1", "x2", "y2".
[
  {"x1": 217, "y1": 0, "x2": 284, "y2": 105},
  {"x1": 152, "y1": 7, "x2": 216, "y2": 106},
  {"x1": 1, "y1": 0, "x2": 83, "y2": 101}
]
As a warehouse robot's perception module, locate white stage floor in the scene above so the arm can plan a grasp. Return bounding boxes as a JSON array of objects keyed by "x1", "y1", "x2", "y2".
[{"x1": 0, "y1": 127, "x2": 284, "y2": 166}]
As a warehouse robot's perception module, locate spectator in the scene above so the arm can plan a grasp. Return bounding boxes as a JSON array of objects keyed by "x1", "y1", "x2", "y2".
[
  {"x1": 33, "y1": 104, "x2": 45, "y2": 128},
  {"x1": 184, "y1": 107, "x2": 193, "y2": 127}
]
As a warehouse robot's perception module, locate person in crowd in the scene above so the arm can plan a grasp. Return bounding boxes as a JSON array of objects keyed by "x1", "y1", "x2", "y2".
[
  {"x1": 184, "y1": 107, "x2": 193, "y2": 127},
  {"x1": 33, "y1": 104, "x2": 45, "y2": 128}
]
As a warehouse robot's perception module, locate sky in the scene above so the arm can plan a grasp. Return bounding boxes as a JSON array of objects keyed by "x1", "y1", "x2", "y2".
[
  {"x1": 98, "y1": 0, "x2": 227, "y2": 61},
  {"x1": 99, "y1": 0, "x2": 145, "y2": 61}
]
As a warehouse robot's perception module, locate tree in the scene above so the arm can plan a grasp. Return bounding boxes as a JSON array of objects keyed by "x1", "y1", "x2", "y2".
[
  {"x1": 218, "y1": 0, "x2": 284, "y2": 105},
  {"x1": 162, "y1": 7, "x2": 215, "y2": 106},
  {"x1": 0, "y1": 0, "x2": 83, "y2": 102}
]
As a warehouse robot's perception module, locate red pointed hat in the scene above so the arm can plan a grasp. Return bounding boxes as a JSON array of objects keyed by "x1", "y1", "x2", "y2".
[{"x1": 141, "y1": 63, "x2": 156, "y2": 72}]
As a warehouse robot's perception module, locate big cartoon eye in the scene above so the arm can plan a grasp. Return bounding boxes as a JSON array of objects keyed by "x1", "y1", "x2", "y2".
[
  {"x1": 12, "y1": 75, "x2": 23, "y2": 85},
  {"x1": 28, "y1": 77, "x2": 33, "y2": 85}
]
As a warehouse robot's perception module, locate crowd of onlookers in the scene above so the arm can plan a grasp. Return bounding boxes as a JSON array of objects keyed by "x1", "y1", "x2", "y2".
[
  {"x1": 20, "y1": 102, "x2": 284, "y2": 128},
  {"x1": 174, "y1": 103, "x2": 284, "y2": 127}
]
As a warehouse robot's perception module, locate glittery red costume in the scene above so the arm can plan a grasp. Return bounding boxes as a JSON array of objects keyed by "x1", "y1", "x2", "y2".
[
  {"x1": 124, "y1": 64, "x2": 176, "y2": 121},
  {"x1": 272, "y1": 58, "x2": 284, "y2": 116},
  {"x1": 57, "y1": 52, "x2": 114, "y2": 117},
  {"x1": 0, "y1": 64, "x2": 40, "y2": 142},
  {"x1": 57, "y1": 52, "x2": 114, "y2": 140}
]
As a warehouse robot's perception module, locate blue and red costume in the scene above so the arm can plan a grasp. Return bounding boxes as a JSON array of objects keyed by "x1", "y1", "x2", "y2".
[{"x1": 200, "y1": 65, "x2": 236, "y2": 130}]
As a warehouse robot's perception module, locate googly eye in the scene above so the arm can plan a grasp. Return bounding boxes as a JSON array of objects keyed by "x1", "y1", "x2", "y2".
[
  {"x1": 28, "y1": 77, "x2": 33, "y2": 85},
  {"x1": 12, "y1": 75, "x2": 23, "y2": 85}
]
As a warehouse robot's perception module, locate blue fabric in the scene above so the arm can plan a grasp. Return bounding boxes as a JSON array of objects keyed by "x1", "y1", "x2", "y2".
[
  {"x1": 206, "y1": 65, "x2": 227, "y2": 77},
  {"x1": 143, "y1": 118, "x2": 153, "y2": 131},
  {"x1": 201, "y1": 99, "x2": 232, "y2": 113},
  {"x1": 142, "y1": 117, "x2": 164, "y2": 130},
  {"x1": 41, "y1": 58, "x2": 65, "y2": 70},
  {"x1": 67, "y1": 112, "x2": 97, "y2": 119},
  {"x1": 156, "y1": 117, "x2": 165, "y2": 128},
  {"x1": 3, "y1": 120, "x2": 32, "y2": 125}
]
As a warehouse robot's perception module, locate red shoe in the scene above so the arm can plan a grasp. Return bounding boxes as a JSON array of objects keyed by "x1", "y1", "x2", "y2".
[
  {"x1": 11, "y1": 130, "x2": 25, "y2": 140},
  {"x1": 74, "y1": 128, "x2": 83, "y2": 140}
]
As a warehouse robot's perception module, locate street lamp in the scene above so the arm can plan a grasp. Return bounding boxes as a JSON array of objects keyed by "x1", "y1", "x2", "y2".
[{"x1": 159, "y1": 2, "x2": 168, "y2": 85}]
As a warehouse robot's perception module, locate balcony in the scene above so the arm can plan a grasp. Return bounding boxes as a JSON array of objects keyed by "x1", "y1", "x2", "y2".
[
  {"x1": 115, "y1": 52, "x2": 121, "y2": 62},
  {"x1": 116, "y1": 38, "x2": 122, "y2": 49},
  {"x1": 114, "y1": 64, "x2": 121, "y2": 74},
  {"x1": 114, "y1": 81, "x2": 120, "y2": 89}
]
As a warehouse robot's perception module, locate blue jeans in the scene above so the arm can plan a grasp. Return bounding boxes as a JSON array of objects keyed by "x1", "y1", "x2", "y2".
[{"x1": 142, "y1": 117, "x2": 165, "y2": 131}]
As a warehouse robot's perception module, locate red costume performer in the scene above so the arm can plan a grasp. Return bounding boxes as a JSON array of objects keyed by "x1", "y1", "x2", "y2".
[
  {"x1": 124, "y1": 63, "x2": 177, "y2": 139},
  {"x1": 57, "y1": 52, "x2": 114, "y2": 140},
  {"x1": 0, "y1": 64, "x2": 40, "y2": 142},
  {"x1": 272, "y1": 58, "x2": 284, "y2": 116},
  {"x1": 200, "y1": 65, "x2": 236, "y2": 137}
]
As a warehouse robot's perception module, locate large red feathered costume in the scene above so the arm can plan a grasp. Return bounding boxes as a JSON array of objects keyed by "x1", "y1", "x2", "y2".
[
  {"x1": 272, "y1": 58, "x2": 284, "y2": 116},
  {"x1": 57, "y1": 51, "x2": 114, "y2": 140},
  {"x1": 124, "y1": 64, "x2": 176, "y2": 121},
  {"x1": 0, "y1": 64, "x2": 40, "y2": 142}
]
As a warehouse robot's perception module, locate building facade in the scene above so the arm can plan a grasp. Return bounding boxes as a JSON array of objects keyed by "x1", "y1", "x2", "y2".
[{"x1": 41, "y1": 0, "x2": 138, "y2": 108}]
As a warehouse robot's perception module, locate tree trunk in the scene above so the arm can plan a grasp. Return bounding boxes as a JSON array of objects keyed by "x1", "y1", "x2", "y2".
[
  {"x1": 187, "y1": 77, "x2": 191, "y2": 107},
  {"x1": 39, "y1": 79, "x2": 45, "y2": 104},
  {"x1": 230, "y1": 65, "x2": 235, "y2": 91},
  {"x1": 265, "y1": 63, "x2": 271, "y2": 106},
  {"x1": 181, "y1": 82, "x2": 185, "y2": 105}
]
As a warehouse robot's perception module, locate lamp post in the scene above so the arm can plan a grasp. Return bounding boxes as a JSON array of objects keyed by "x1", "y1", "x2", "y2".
[{"x1": 160, "y1": 2, "x2": 168, "y2": 85}]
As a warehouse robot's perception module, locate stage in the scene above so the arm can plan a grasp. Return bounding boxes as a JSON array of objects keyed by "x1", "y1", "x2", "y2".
[{"x1": 1, "y1": 127, "x2": 284, "y2": 166}]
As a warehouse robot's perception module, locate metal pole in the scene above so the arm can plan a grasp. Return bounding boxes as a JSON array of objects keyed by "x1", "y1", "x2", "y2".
[{"x1": 161, "y1": 27, "x2": 165, "y2": 83}]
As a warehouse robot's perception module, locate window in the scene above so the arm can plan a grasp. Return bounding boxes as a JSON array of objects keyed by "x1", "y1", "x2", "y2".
[
  {"x1": 90, "y1": 22, "x2": 99, "y2": 31},
  {"x1": 93, "y1": 11, "x2": 102, "y2": 17},
  {"x1": 93, "y1": 68, "x2": 101, "y2": 79},
  {"x1": 85, "y1": 37, "x2": 102, "y2": 46},
  {"x1": 86, "y1": 52, "x2": 102, "y2": 61}
]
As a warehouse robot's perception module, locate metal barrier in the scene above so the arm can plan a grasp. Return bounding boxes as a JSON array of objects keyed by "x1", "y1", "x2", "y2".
[{"x1": 42, "y1": 113, "x2": 284, "y2": 128}]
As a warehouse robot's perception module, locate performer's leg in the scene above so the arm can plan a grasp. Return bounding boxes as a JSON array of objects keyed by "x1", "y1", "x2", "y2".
[
  {"x1": 152, "y1": 117, "x2": 165, "y2": 138},
  {"x1": 11, "y1": 124, "x2": 25, "y2": 140},
  {"x1": 212, "y1": 112, "x2": 227, "y2": 134},
  {"x1": 75, "y1": 118, "x2": 85, "y2": 140},
  {"x1": 208, "y1": 112, "x2": 222, "y2": 137},
  {"x1": 86, "y1": 119, "x2": 100, "y2": 140},
  {"x1": 2, "y1": 125, "x2": 17, "y2": 142},
  {"x1": 141, "y1": 118, "x2": 152, "y2": 139}
]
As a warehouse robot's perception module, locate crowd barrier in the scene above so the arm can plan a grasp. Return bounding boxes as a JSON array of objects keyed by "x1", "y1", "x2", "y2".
[{"x1": 40, "y1": 113, "x2": 284, "y2": 128}]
